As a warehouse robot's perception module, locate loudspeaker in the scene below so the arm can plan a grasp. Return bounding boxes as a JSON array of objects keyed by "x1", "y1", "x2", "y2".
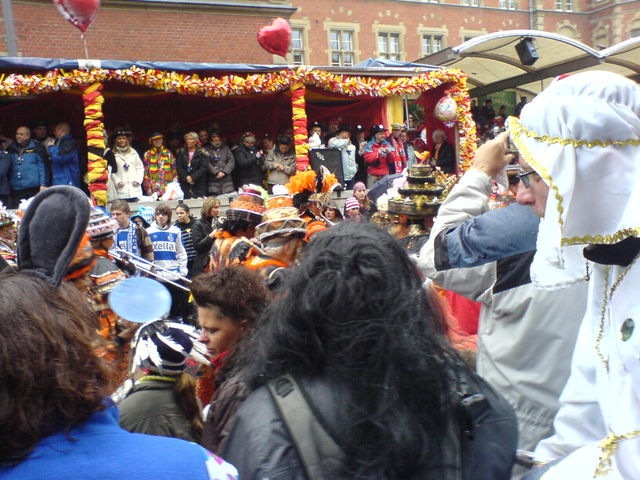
[
  {"x1": 515, "y1": 37, "x2": 539, "y2": 66},
  {"x1": 310, "y1": 148, "x2": 345, "y2": 185}
]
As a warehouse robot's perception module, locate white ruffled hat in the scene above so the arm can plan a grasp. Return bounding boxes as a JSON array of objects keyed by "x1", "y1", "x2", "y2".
[{"x1": 508, "y1": 71, "x2": 640, "y2": 288}]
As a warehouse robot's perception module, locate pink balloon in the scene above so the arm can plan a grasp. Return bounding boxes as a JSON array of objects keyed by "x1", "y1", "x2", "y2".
[
  {"x1": 257, "y1": 17, "x2": 292, "y2": 57},
  {"x1": 434, "y1": 96, "x2": 458, "y2": 123},
  {"x1": 53, "y1": 0, "x2": 100, "y2": 34}
]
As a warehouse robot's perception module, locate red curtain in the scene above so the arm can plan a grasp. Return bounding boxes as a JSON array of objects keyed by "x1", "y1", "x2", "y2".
[{"x1": 0, "y1": 84, "x2": 387, "y2": 145}]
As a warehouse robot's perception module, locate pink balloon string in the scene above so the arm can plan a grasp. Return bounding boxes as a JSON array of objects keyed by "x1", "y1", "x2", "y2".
[{"x1": 81, "y1": 33, "x2": 89, "y2": 59}]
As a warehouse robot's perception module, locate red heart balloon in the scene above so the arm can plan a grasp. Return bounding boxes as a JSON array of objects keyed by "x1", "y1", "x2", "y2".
[
  {"x1": 53, "y1": 0, "x2": 100, "y2": 34},
  {"x1": 258, "y1": 17, "x2": 292, "y2": 57}
]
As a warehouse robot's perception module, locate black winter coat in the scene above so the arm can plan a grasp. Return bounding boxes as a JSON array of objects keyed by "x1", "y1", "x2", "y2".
[
  {"x1": 190, "y1": 216, "x2": 219, "y2": 277},
  {"x1": 232, "y1": 145, "x2": 263, "y2": 189},
  {"x1": 0, "y1": 150, "x2": 10, "y2": 195},
  {"x1": 223, "y1": 375, "x2": 516, "y2": 480},
  {"x1": 176, "y1": 148, "x2": 209, "y2": 198},
  {"x1": 434, "y1": 141, "x2": 456, "y2": 174}
]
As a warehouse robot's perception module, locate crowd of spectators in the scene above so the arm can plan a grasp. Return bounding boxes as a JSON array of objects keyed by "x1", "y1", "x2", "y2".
[{"x1": 0, "y1": 118, "x2": 463, "y2": 210}]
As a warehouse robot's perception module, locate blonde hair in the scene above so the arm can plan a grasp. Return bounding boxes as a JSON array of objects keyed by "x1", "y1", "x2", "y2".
[
  {"x1": 201, "y1": 196, "x2": 221, "y2": 219},
  {"x1": 184, "y1": 132, "x2": 199, "y2": 142}
]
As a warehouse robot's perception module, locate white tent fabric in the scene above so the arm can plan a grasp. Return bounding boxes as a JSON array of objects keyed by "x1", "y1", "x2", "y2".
[{"x1": 415, "y1": 30, "x2": 640, "y2": 97}]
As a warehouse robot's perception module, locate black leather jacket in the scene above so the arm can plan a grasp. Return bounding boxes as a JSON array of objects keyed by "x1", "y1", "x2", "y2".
[{"x1": 223, "y1": 374, "x2": 516, "y2": 480}]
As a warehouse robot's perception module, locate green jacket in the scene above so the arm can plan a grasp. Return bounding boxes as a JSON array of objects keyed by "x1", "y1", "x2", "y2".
[{"x1": 119, "y1": 378, "x2": 198, "y2": 443}]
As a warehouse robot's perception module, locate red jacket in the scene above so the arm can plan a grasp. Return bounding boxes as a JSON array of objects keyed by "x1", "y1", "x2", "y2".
[{"x1": 363, "y1": 139, "x2": 395, "y2": 176}]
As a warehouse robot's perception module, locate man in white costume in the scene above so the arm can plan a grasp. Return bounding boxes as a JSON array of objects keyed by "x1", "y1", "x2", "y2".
[{"x1": 509, "y1": 71, "x2": 640, "y2": 479}]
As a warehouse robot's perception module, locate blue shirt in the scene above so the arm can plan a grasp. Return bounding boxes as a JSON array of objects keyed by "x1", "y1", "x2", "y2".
[{"x1": 0, "y1": 405, "x2": 238, "y2": 480}]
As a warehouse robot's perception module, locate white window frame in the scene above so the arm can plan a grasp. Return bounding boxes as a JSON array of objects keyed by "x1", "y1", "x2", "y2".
[
  {"x1": 377, "y1": 32, "x2": 402, "y2": 61},
  {"x1": 421, "y1": 34, "x2": 443, "y2": 55},
  {"x1": 329, "y1": 29, "x2": 356, "y2": 67},
  {"x1": 290, "y1": 27, "x2": 305, "y2": 65}
]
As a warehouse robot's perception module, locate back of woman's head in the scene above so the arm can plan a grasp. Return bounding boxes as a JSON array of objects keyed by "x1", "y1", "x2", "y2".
[
  {"x1": 241, "y1": 222, "x2": 460, "y2": 477},
  {"x1": 220, "y1": 217, "x2": 253, "y2": 236},
  {"x1": 247, "y1": 222, "x2": 444, "y2": 371},
  {"x1": 0, "y1": 273, "x2": 112, "y2": 466}
]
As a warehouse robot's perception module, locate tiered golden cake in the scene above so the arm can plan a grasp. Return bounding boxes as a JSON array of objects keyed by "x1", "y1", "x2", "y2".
[{"x1": 387, "y1": 164, "x2": 445, "y2": 218}]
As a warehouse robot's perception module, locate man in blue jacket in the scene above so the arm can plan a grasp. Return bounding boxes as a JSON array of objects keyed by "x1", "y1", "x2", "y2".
[
  {"x1": 44, "y1": 122, "x2": 81, "y2": 189},
  {"x1": 7, "y1": 126, "x2": 46, "y2": 208}
]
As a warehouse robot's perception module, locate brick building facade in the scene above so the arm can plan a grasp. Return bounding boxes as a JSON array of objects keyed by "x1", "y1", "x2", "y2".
[
  {"x1": 284, "y1": 0, "x2": 640, "y2": 66},
  {"x1": 0, "y1": 1, "x2": 638, "y2": 64}
]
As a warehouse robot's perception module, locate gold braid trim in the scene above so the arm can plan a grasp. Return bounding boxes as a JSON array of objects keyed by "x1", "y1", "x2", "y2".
[
  {"x1": 561, "y1": 228, "x2": 640, "y2": 246},
  {"x1": 595, "y1": 429, "x2": 640, "y2": 477},
  {"x1": 508, "y1": 117, "x2": 566, "y2": 231},
  {"x1": 509, "y1": 117, "x2": 640, "y2": 247},
  {"x1": 506, "y1": 116, "x2": 640, "y2": 149}
]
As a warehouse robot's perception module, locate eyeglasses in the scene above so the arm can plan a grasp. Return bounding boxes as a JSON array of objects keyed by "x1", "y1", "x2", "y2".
[{"x1": 518, "y1": 170, "x2": 538, "y2": 188}]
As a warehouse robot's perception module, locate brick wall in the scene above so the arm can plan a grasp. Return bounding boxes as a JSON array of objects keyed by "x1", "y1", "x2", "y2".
[
  {"x1": 2, "y1": 0, "x2": 638, "y2": 64},
  {"x1": 6, "y1": 1, "x2": 285, "y2": 63}
]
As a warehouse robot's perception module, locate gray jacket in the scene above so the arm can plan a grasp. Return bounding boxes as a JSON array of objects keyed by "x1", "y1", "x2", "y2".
[
  {"x1": 264, "y1": 149, "x2": 296, "y2": 186},
  {"x1": 417, "y1": 169, "x2": 588, "y2": 457},
  {"x1": 205, "y1": 144, "x2": 235, "y2": 194}
]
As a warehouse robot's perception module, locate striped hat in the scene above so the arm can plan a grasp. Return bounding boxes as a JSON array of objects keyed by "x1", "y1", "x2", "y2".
[
  {"x1": 87, "y1": 207, "x2": 119, "y2": 240},
  {"x1": 255, "y1": 195, "x2": 307, "y2": 241},
  {"x1": 130, "y1": 320, "x2": 210, "y2": 376},
  {"x1": 345, "y1": 197, "x2": 360, "y2": 211},
  {"x1": 227, "y1": 185, "x2": 266, "y2": 225}
]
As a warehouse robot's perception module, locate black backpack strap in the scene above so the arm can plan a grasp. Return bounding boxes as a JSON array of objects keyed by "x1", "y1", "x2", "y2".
[{"x1": 267, "y1": 375, "x2": 346, "y2": 480}]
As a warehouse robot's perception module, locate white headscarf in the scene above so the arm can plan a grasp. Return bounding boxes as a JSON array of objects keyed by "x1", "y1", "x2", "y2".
[{"x1": 508, "y1": 71, "x2": 640, "y2": 289}]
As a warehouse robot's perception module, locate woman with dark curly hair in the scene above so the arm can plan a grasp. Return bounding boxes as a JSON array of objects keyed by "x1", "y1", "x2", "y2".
[
  {"x1": 223, "y1": 222, "x2": 516, "y2": 480},
  {"x1": 0, "y1": 273, "x2": 237, "y2": 480},
  {"x1": 191, "y1": 266, "x2": 270, "y2": 454}
]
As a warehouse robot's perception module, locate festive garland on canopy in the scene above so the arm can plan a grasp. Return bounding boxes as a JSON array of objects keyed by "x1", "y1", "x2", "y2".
[
  {"x1": 290, "y1": 81, "x2": 310, "y2": 171},
  {"x1": 82, "y1": 82, "x2": 108, "y2": 206},
  {"x1": 0, "y1": 66, "x2": 477, "y2": 167}
]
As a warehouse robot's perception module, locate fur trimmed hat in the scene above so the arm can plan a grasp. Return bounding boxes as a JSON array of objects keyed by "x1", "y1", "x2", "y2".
[{"x1": 18, "y1": 186, "x2": 91, "y2": 286}]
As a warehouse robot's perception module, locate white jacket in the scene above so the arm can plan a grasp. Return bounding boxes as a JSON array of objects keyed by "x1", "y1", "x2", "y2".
[
  {"x1": 110, "y1": 147, "x2": 144, "y2": 200},
  {"x1": 417, "y1": 169, "x2": 588, "y2": 459},
  {"x1": 146, "y1": 223, "x2": 188, "y2": 281},
  {"x1": 533, "y1": 259, "x2": 640, "y2": 479},
  {"x1": 328, "y1": 137, "x2": 357, "y2": 181}
]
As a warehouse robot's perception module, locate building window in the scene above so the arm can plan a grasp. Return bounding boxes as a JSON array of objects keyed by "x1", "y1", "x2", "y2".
[
  {"x1": 422, "y1": 34, "x2": 443, "y2": 55},
  {"x1": 378, "y1": 32, "x2": 401, "y2": 60},
  {"x1": 499, "y1": 0, "x2": 517, "y2": 8},
  {"x1": 461, "y1": 0, "x2": 481, "y2": 6},
  {"x1": 330, "y1": 29, "x2": 355, "y2": 66},
  {"x1": 290, "y1": 28, "x2": 305, "y2": 65},
  {"x1": 555, "y1": 0, "x2": 572, "y2": 11}
]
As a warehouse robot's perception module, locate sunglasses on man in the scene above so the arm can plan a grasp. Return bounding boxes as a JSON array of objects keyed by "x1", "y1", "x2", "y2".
[{"x1": 517, "y1": 170, "x2": 538, "y2": 188}]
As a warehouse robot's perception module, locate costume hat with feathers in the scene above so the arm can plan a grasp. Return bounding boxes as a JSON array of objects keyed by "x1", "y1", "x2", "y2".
[
  {"x1": 130, "y1": 320, "x2": 210, "y2": 376},
  {"x1": 285, "y1": 166, "x2": 338, "y2": 210}
]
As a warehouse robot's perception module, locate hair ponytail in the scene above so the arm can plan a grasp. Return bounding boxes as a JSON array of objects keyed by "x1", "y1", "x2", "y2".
[{"x1": 173, "y1": 372, "x2": 204, "y2": 441}]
